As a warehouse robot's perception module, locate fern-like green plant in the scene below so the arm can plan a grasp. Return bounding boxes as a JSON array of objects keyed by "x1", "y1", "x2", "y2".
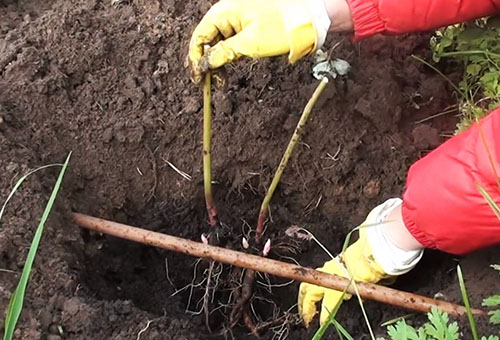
[
  {"x1": 377, "y1": 308, "x2": 459, "y2": 340},
  {"x1": 482, "y1": 264, "x2": 500, "y2": 325},
  {"x1": 377, "y1": 308, "x2": 500, "y2": 340}
]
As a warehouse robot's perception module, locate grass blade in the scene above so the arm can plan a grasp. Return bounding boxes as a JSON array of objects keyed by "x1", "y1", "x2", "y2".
[
  {"x1": 0, "y1": 164, "x2": 62, "y2": 224},
  {"x1": 332, "y1": 319, "x2": 356, "y2": 340},
  {"x1": 456, "y1": 265, "x2": 479, "y2": 340},
  {"x1": 309, "y1": 222, "x2": 389, "y2": 340},
  {"x1": 476, "y1": 120, "x2": 500, "y2": 192},
  {"x1": 3, "y1": 153, "x2": 71, "y2": 340},
  {"x1": 477, "y1": 183, "x2": 500, "y2": 221},
  {"x1": 311, "y1": 279, "x2": 352, "y2": 340},
  {"x1": 411, "y1": 55, "x2": 465, "y2": 97}
]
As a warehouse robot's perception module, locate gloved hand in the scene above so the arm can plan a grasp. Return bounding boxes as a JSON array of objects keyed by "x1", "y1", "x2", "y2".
[
  {"x1": 298, "y1": 198, "x2": 424, "y2": 327},
  {"x1": 298, "y1": 228, "x2": 389, "y2": 326},
  {"x1": 188, "y1": 0, "x2": 331, "y2": 83}
]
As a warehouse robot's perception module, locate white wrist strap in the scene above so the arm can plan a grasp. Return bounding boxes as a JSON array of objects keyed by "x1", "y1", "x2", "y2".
[
  {"x1": 306, "y1": 0, "x2": 331, "y2": 48},
  {"x1": 365, "y1": 198, "x2": 424, "y2": 276}
]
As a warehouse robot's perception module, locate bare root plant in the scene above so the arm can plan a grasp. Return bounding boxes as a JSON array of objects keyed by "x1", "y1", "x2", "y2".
[{"x1": 197, "y1": 74, "x2": 329, "y2": 336}]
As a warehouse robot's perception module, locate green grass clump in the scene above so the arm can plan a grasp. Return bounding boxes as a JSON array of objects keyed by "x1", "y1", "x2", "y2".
[
  {"x1": 430, "y1": 18, "x2": 500, "y2": 131},
  {"x1": 2, "y1": 153, "x2": 71, "y2": 340}
]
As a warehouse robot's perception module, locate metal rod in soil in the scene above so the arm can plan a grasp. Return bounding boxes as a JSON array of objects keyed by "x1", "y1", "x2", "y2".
[{"x1": 72, "y1": 212, "x2": 485, "y2": 318}]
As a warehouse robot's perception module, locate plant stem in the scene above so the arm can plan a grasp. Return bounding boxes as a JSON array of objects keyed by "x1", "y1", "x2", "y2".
[
  {"x1": 440, "y1": 50, "x2": 500, "y2": 59},
  {"x1": 255, "y1": 77, "x2": 329, "y2": 239},
  {"x1": 72, "y1": 212, "x2": 487, "y2": 318},
  {"x1": 411, "y1": 55, "x2": 465, "y2": 98},
  {"x1": 457, "y1": 265, "x2": 479, "y2": 340},
  {"x1": 203, "y1": 72, "x2": 218, "y2": 227}
]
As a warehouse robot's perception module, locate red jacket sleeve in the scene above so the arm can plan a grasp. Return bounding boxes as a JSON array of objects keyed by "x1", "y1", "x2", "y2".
[
  {"x1": 402, "y1": 109, "x2": 500, "y2": 255},
  {"x1": 347, "y1": 0, "x2": 500, "y2": 40}
]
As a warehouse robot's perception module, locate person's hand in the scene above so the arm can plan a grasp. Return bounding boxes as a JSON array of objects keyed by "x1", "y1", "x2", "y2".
[
  {"x1": 298, "y1": 228, "x2": 389, "y2": 326},
  {"x1": 188, "y1": 0, "x2": 332, "y2": 83},
  {"x1": 298, "y1": 198, "x2": 425, "y2": 327},
  {"x1": 298, "y1": 257, "x2": 351, "y2": 326}
]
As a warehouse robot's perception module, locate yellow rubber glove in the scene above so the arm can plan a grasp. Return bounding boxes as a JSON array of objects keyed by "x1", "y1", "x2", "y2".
[
  {"x1": 188, "y1": 0, "x2": 327, "y2": 83},
  {"x1": 298, "y1": 227, "x2": 391, "y2": 327}
]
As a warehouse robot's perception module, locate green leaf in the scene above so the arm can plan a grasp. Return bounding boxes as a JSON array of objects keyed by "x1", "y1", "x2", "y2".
[
  {"x1": 310, "y1": 282, "x2": 350, "y2": 340},
  {"x1": 492, "y1": 264, "x2": 500, "y2": 273},
  {"x1": 480, "y1": 336, "x2": 499, "y2": 340},
  {"x1": 440, "y1": 37, "x2": 453, "y2": 49},
  {"x1": 467, "y1": 64, "x2": 482, "y2": 76},
  {"x1": 331, "y1": 320, "x2": 356, "y2": 340},
  {"x1": 424, "y1": 308, "x2": 459, "y2": 340},
  {"x1": 489, "y1": 309, "x2": 500, "y2": 325},
  {"x1": 458, "y1": 27, "x2": 485, "y2": 44},
  {"x1": 482, "y1": 295, "x2": 500, "y2": 307},
  {"x1": 2, "y1": 153, "x2": 71, "y2": 340},
  {"x1": 456, "y1": 265, "x2": 479, "y2": 340},
  {"x1": 387, "y1": 320, "x2": 422, "y2": 340},
  {"x1": 387, "y1": 322, "x2": 408, "y2": 340},
  {"x1": 0, "y1": 164, "x2": 63, "y2": 226}
]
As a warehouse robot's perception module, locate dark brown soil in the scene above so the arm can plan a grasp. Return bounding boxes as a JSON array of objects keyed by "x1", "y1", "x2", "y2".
[{"x1": 0, "y1": 0, "x2": 498, "y2": 339}]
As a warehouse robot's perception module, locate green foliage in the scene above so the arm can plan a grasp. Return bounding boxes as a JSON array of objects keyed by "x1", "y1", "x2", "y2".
[
  {"x1": 424, "y1": 309, "x2": 460, "y2": 340},
  {"x1": 377, "y1": 305, "x2": 499, "y2": 340},
  {"x1": 2, "y1": 154, "x2": 71, "y2": 340},
  {"x1": 430, "y1": 18, "x2": 500, "y2": 131},
  {"x1": 377, "y1": 308, "x2": 459, "y2": 340},
  {"x1": 482, "y1": 265, "x2": 500, "y2": 325},
  {"x1": 0, "y1": 164, "x2": 62, "y2": 225},
  {"x1": 480, "y1": 336, "x2": 499, "y2": 340},
  {"x1": 457, "y1": 265, "x2": 479, "y2": 340},
  {"x1": 483, "y1": 295, "x2": 500, "y2": 307}
]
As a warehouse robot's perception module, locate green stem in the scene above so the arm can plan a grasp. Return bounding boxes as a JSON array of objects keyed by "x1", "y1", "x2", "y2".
[
  {"x1": 256, "y1": 77, "x2": 329, "y2": 239},
  {"x1": 440, "y1": 50, "x2": 500, "y2": 59},
  {"x1": 457, "y1": 265, "x2": 479, "y2": 340},
  {"x1": 411, "y1": 55, "x2": 465, "y2": 98},
  {"x1": 203, "y1": 72, "x2": 217, "y2": 227}
]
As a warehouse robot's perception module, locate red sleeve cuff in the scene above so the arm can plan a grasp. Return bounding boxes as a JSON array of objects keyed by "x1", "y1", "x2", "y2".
[
  {"x1": 401, "y1": 199, "x2": 437, "y2": 251},
  {"x1": 346, "y1": 0, "x2": 385, "y2": 40}
]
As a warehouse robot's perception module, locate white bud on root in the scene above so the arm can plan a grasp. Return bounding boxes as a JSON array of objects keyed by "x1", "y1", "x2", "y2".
[
  {"x1": 263, "y1": 239, "x2": 271, "y2": 256},
  {"x1": 242, "y1": 237, "x2": 249, "y2": 249}
]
